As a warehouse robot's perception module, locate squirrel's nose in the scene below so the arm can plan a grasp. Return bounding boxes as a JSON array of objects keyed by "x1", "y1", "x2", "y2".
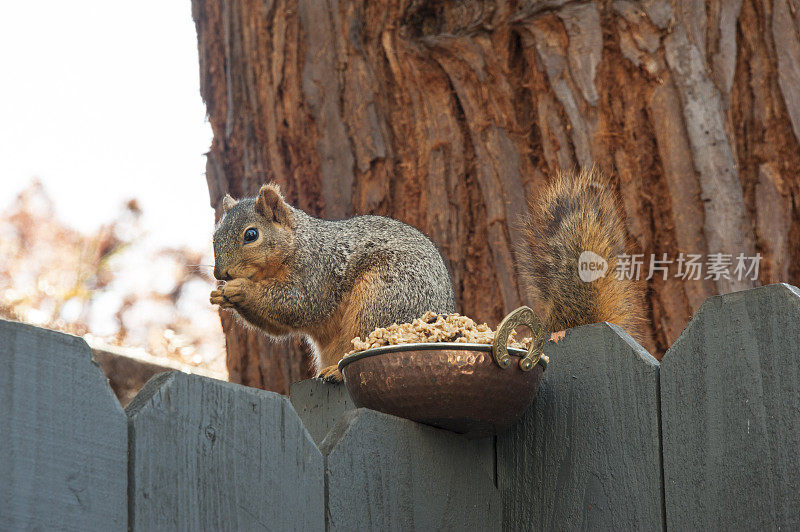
[{"x1": 214, "y1": 267, "x2": 231, "y2": 281}]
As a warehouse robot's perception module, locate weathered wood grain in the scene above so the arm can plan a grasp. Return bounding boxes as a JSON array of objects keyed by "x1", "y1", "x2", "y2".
[
  {"x1": 0, "y1": 319, "x2": 127, "y2": 531},
  {"x1": 289, "y1": 379, "x2": 355, "y2": 445},
  {"x1": 126, "y1": 371, "x2": 324, "y2": 531},
  {"x1": 497, "y1": 323, "x2": 663, "y2": 530},
  {"x1": 321, "y1": 408, "x2": 500, "y2": 531},
  {"x1": 660, "y1": 283, "x2": 800, "y2": 530}
]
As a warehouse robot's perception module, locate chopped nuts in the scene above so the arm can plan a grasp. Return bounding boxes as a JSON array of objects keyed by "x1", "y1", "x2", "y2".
[{"x1": 345, "y1": 311, "x2": 532, "y2": 356}]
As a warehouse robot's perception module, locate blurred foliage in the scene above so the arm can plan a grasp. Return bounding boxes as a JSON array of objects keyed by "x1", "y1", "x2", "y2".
[{"x1": 0, "y1": 180, "x2": 226, "y2": 375}]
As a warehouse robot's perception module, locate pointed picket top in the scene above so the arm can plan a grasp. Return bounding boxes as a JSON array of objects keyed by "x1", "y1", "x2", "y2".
[
  {"x1": 661, "y1": 283, "x2": 800, "y2": 530},
  {"x1": 0, "y1": 319, "x2": 127, "y2": 530},
  {"x1": 664, "y1": 282, "x2": 800, "y2": 361},
  {"x1": 127, "y1": 371, "x2": 324, "y2": 531},
  {"x1": 289, "y1": 379, "x2": 355, "y2": 445},
  {"x1": 498, "y1": 322, "x2": 663, "y2": 530},
  {"x1": 321, "y1": 407, "x2": 500, "y2": 531}
]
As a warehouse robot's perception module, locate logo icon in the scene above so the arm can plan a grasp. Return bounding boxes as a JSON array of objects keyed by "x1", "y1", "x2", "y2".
[{"x1": 578, "y1": 251, "x2": 608, "y2": 282}]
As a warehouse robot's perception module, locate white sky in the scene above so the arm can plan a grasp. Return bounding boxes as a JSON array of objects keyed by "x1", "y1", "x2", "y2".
[{"x1": 0, "y1": 1, "x2": 215, "y2": 250}]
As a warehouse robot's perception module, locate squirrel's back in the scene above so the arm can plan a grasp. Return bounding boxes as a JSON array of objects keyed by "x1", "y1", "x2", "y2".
[
  {"x1": 298, "y1": 212, "x2": 456, "y2": 326},
  {"x1": 518, "y1": 168, "x2": 647, "y2": 342}
]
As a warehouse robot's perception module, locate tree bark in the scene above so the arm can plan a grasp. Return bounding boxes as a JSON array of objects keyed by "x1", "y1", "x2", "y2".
[{"x1": 193, "y1": 0, "x2": 800, "y2": 392}]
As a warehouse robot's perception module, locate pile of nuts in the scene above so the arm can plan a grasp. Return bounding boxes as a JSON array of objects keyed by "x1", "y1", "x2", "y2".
[{"x1": 345, "y1": 311, "x2": 532, "y2": 356}]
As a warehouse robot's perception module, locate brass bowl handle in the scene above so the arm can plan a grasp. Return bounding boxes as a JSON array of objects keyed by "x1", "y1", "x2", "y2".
[{"x1": 492, "y1": 306, "x2": 546, "y2": 371}]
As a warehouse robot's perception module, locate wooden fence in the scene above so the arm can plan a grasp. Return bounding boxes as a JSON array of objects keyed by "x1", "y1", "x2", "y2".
[{"x1": 1, "y1": 283, "x2": 799, "y2": 530}]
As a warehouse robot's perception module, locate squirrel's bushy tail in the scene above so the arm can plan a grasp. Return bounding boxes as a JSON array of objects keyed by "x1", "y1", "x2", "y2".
[{"x1": 519, "y1": 167, "x2": 647, "y2": 342}]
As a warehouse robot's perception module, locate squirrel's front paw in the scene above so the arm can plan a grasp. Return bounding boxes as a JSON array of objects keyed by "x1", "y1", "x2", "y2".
[
  {"x1": 209, "y1": 289, "x2": 233, "y2": 308},
  {"x1": 209, "y1": 278, "x2": 251, "y2": 308},
  {"x1": 220, "y1": 278, "x2": 249, "y2": 304},
  {"x1": 316, "y1": 365, "x2": 343, "y2": 383}
]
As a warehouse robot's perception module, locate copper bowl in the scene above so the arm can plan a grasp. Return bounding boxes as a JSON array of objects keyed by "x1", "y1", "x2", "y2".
[{"x1": 337, "y1": 307, "x2": 548, "y2": 438}]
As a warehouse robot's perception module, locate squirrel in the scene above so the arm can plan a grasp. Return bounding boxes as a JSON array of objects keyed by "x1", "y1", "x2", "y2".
[
  {"x1": 210, "y1": 168, "x2": 646, "y2": 382},
  {"x1": 210, "y1": 183, "x2": 456, "y2": 381}
]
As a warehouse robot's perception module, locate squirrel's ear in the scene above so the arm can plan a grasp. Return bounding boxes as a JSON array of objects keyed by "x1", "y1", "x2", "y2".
[
  {"x1": 255, "y1": 184, "x2": 293, "y2": 226},
  {"x1": 222, "y1": 194, "x2": 238, "y2": 213}
]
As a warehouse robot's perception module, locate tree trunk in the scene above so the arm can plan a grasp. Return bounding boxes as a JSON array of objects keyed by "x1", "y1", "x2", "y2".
[{"x1": 193, "y1": 0, "x2": 800, "y2": 392}]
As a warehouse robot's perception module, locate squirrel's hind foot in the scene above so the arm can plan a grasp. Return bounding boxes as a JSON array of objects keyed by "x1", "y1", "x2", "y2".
[{"x1": 316, "y1": 365, "x2": 343, "y2": 383}]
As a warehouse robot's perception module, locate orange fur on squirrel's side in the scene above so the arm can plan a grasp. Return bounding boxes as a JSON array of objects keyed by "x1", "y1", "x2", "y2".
[{"x1": 518, "y1": 167, "x2": 649, "y2": 343}]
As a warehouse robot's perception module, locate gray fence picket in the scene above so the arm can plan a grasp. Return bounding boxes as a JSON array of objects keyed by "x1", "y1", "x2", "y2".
[
  {"x1": 291, "y1": 378, "x2": 496, "y2": 479},
  {"x1": 321, "y1": 408, "x2": 500, "y2": 530},
  {"x1": 497, "y1": 322, "x2": 663, "y2": 530},
  {"x1": 126, "y1": 371, "x2": 324, "y2": 531},
  {"x1": 0, "y1": 320, "x2": 127, "y2": 531},
  {"x1": 289, "y1": 380, "x2": 355, "y2": 445},
  {"x1": 661, "y1": 283, "x2": 800, "y2": 530}
]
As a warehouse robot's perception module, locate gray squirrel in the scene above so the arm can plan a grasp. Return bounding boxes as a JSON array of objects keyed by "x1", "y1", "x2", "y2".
[{"x1": 210, "y1": 183, "x2": 455, "y2": 381}]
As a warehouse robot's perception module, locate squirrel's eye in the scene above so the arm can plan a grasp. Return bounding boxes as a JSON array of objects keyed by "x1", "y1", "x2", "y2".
[{"x1": 243, "y1": 228, "x2": 259, "y2": 243}]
